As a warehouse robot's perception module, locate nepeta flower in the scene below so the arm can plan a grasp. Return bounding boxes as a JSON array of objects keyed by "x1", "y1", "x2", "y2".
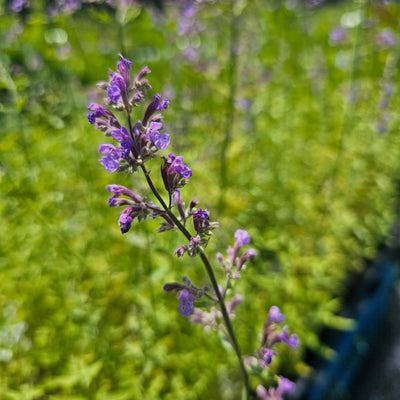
[
  {"x1": 107, "y1": 85, "x2": 121, "y2": 103},
  {"x1": 106, "y1": 184, "x2": 143, "y2": 206},
  {"x1": 87, "y1": 112, "x2": 96, "y2": 124},
  {"x1": 146, "y1": 121, "x2": 170, "y2": 150},
  {"x1": 98, "y1": 144, "x2": 122, "y2": 173},
  {"x1": 161, "y1": 153, "x2": 192, "y2": 193},
  {"x1": 111, "y1": 127, "x2": 134, "y2": 158},
  {"x1": 193, "y1": 208, "x2": 210, "y2": 234},
  {"x1": 168, "y1": 154, "x2": 192, "y2": 178},
  {"x1": 119, "y1": 211, "x2": 133, "y2": 234},
  {"x1": 142, "y1": 94, "x2": 169, "y2": 125},
  {"x1": 10, "y1": 0, "x2": 29, "y2": 12}
]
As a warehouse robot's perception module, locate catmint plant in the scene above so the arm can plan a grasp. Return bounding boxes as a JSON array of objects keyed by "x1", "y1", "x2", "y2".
[{"x1": 86, "y1": 54, "x2": 298, "y2": 399}]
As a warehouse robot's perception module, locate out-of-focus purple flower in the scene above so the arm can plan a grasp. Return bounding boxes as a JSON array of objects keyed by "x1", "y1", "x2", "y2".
[
  {"x1": 376, "y1": 29, "x2": 397, "y2": 48},
  {"x1": 256, "y1": 385, "x2": 269, "y2": 400},
  {"x1": 329, "y1": 27, "x2": 347, "y2": 45},
  {"x1": 178, "y1": 289, "x2": 195, "y2": 316},
  {"x1": 226, "y1": 294, "x2": 243, "y2": 315},
  {"x1": 107, "y1": 85, "x2": 121, "y2": 103},
  {"x1": 98, "y1": 144, "x2": 122, "y2": 173},
  {"x1": 306, "y1": 0, "x2": 324, "y2": 8},
  {"x1": 237, "y1": 248, "x2": 257, "y2": 273},
  {"x1": 377, "y1": 113, "x2": 391, "y2": 135},
  {"x1": 61, "y1": 0, "x2": 81, "y2": 12},
  {"x1": 261, "y1": 348, "x2": 274, "y2": 367},
  {"x1": 272, "y1": 326, "x2": 299, "y2": 348},
  {"x1": 184, "y1": 47, "x2": 198, "y2": 62},
  {"x1": 10, "y1": 0, "x2": 29, "y2": 12},
  {"x1": 234, "y1": 229, "x2": 250, "y2": 246},
  {"x1": 111, "y1": 127, "x2": 133, "y2": 158},
  {"x1": 268, "y1": 305, "x2": 285, "y2": 323},
  {"x1": 277, "y1": 375, "x2": 296, "y2": 395}
]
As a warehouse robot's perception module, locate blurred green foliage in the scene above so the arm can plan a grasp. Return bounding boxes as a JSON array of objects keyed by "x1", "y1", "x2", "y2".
[{"x1": 1, "y1": 0, "x2": 400, "y2": 398}]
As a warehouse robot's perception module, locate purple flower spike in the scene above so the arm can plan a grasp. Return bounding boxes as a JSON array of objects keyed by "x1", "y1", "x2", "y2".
[
  {"x1": 234, "y1": 229, "x2": 250, "y2": 246},
  {"x1": 178, "y1": 289, "x2": 195, "y2": 316},
  {"x1": 98, "y1": 144, "x2": 122, "y2": 173},
  {"x1": 107, "y1": 85, "x2": 121, "y2": 103},
  {"x1": 268, "y1": 305, "x2": 285, "y2": 323}
]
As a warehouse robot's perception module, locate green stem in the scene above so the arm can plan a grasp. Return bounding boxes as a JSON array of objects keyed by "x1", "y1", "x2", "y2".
[{"x1": 139, "y1": 164, "x2": 251, "y2": 398}]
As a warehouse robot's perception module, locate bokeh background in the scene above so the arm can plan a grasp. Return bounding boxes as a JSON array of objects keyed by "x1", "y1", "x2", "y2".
[{"x1": 1, "y1": 0, "x2": 400, "y2": 399}]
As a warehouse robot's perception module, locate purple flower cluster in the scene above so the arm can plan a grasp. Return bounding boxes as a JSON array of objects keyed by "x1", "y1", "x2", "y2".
[
  {"x1": 86, "y1": 55, "x2": 195, "y2": 232},
  {"x1": 376, "y1": 29, "x2": 397, "y2": 48},
  {"x1": 163, "y1": 277, "x2": 209, "y2": 317},
  {"x1": 87, "y1": 54, "x2": 174, "y2": 175}
]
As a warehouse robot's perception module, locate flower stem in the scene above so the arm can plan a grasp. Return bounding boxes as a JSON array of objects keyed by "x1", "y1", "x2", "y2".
[{"x1": 140, "y1": 164, "x2": 251, "y2": 398}]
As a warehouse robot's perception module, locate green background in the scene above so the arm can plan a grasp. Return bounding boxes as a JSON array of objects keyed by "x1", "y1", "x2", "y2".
[{"x1": 1, "y1": 0, "x2": 400, "y2": 398}]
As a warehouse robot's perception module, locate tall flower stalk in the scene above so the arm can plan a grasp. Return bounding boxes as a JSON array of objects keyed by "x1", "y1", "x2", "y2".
[{"x1": 86, "y1": 55, "x2": 297, "y2": 399}]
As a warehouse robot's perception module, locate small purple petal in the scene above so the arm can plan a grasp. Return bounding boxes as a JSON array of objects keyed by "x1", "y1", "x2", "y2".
[
  {"x1": 98, "y1": 144, "x2": 122, "y2": 173},
  {"x1": 107, "y1": 85, "x2": 121, "y2": 103},
  {"x1": 154, "y1": 133, "x2": 170, "y2": 150}
]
